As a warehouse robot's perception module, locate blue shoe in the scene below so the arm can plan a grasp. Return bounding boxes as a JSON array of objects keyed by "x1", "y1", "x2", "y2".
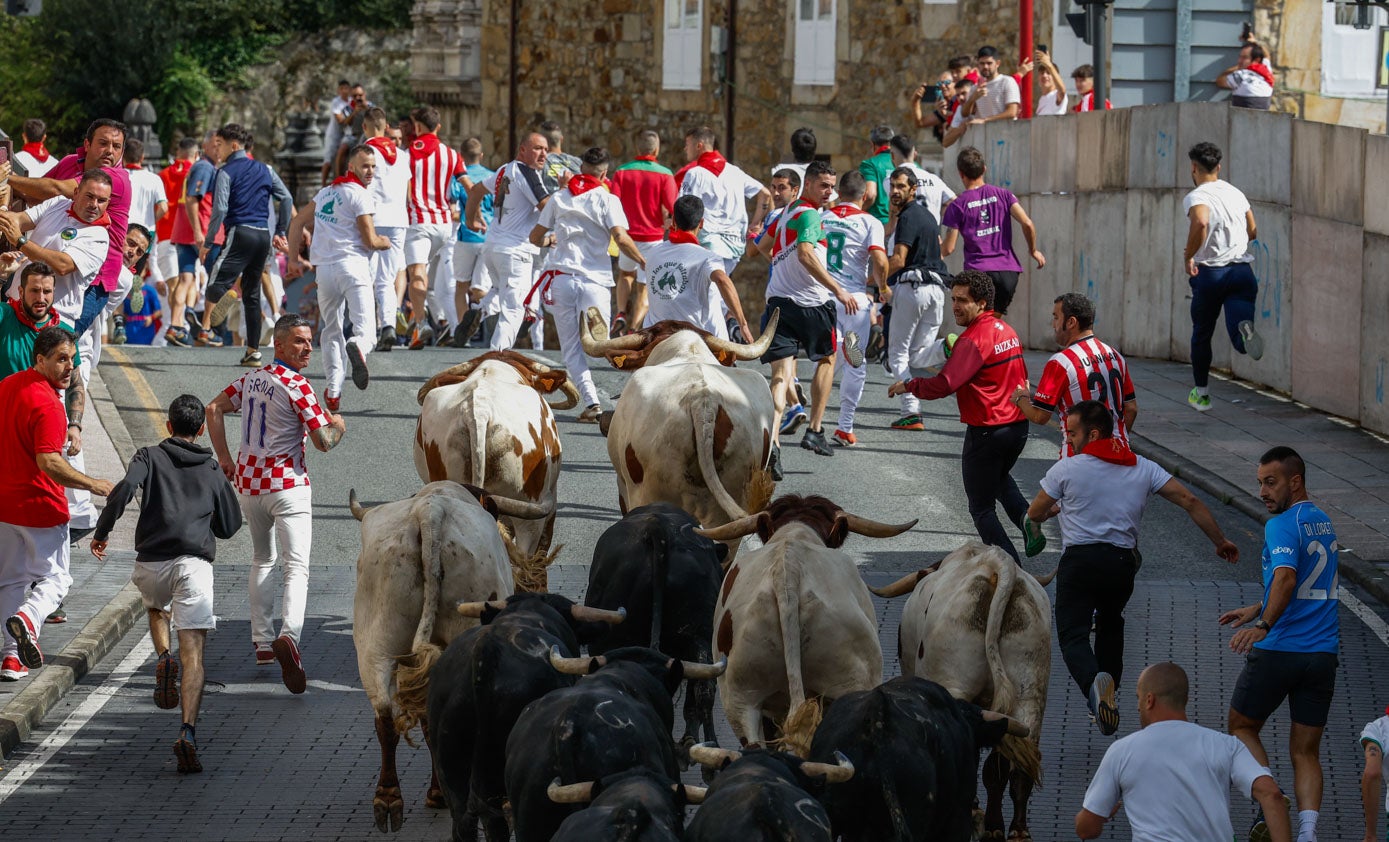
[{"x1": 780, "y1": 404, "x2": 807, "y2": 436}]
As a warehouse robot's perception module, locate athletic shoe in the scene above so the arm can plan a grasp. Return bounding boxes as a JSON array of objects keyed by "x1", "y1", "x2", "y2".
[
  {"x1": 203, "y1": 330, "x2": 225, "y2": 349},
  {"x1": 128, "y1": 289, "x2": 146, "y2": 313},
  {"x1": 1238, "y1": 320, "x2": 1264, "y2": 361},
  {"x1": 780, "y1": 404, "x2": 807, "y2": 436},
  {"x1": 271, "y1": 635, "x2": 307, "y2": 694},
  {"x1": 891, "y1": 415, "x2": 925, "y2": 430},
  {"x1": 6, "y1": 611, "x2": 42, "y2": 669},
  {"x1": 800, "y1": 427, "x2": 834, "y2": 457},
  {"x1": 254, "y1": 643, "x2": 275, "y2": 666},
  {"x1": 409, "y1": 323, "x2": 434, "y2": 350},
  {"x1": 1248, "y1": 795, "x2": 1290, "y2": 842},
  {"x1": 794, "y1": 381, "x2": 807, "y2": 409},
  {"x1": 831, "y1": 429, "x2": 857, "y2": 447},
  {"x1": 577, "y1": 404, "x2": 603, "y2": 424},
  {"x1": 154, "y1": 652, "x2": 180, "y2": 710},
  {"x1": 110, "y1": 322, "x2": 127, "y2": 345},
  {"x1": 239, "y1": 349, "x2": 263, "y2": 367},
  {"x1": 865, "y1": 323, "x2": 885, "y2": 363},
  {"x1": 768, "y1": 444, "x2": 784, "y2": 482},
  {"x1": 374, "y1": 326, "x2": 396, "y2": 353},
  {"x1": 455, "y1": 308, "x2": 484, "y2": 347},
  {"x1": 726, "y1": 316, "x2": 744, "y2": 344},
  {"x1": 1188, "y1": 388, "x2": 1212, "y2": 412},
  {"x1": 943, "y1": 333, "x2": 959, "y2": 357},
  {"x1": 1019, "y1": 515, "x2": 1047, "y2": 558},
  {"x1": 1089, "y1": 672, "x2": 1119, "y2": 736},
  {"x1": 1, "y1": 656, "x2": 28, "y2": 681},
  {"x1": 346, "y1": 343, "x2": 370, "y2": 390},
  {"x1": 45, "y1": 604, "x2": 67, "y2": 624},
  {"x1": 325, "y1": 395, "x2": 341, "y2": 413},
  {"x1": 611, "y1": 311, "x2": 628, "y2": 337},
  {"x1": 207, "y1": 289, "x2": 240, "y2": 327},
  {"x1": 842, "y1": 332, "x2": 864, "y2": 368},
  {"x1": 174, "y1": 726, "x2": 202, "y2": 774},
  {"x1": 165, "y1": 327, "x2": 191, "y2": 347}
]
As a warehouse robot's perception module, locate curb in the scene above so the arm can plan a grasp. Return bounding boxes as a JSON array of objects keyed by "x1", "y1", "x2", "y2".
[
  {"x1": 1129, "y1": 430, "x2": 1389, "y2": 608},
  {"x1": 0, "y1": 369, "x2": 146, "y2": 760}
]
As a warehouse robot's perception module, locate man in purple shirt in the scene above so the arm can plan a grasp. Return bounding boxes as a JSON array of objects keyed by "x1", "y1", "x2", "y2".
[{"x1": 940, "y1": 146, "x2": 1044, "y2": 316}]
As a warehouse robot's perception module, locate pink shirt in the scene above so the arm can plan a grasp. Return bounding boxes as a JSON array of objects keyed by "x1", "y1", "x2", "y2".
[{"x1": 51, "y1": 153, "x2": 131, "y2": 293}]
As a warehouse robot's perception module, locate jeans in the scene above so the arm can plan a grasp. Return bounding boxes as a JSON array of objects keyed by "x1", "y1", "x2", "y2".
[
  {"x1": 1054, "y1": 543, "x2": 1141, "y2": 698},
  {"x1": 961, "y1": 420, "x2": 1030, "y2": 563},
  {"x1": 208, "y1": 225, "x2": 271, "y2": 349},
  {"x1": 71, "y1": 284, "x2": 111, "y2": 338},
  {"x1": 1189, "y1": 261, "x2": 1258, "y2": 388},
  {"x1": 241, "y1": 485, "x2": 313, "y2": 646}
]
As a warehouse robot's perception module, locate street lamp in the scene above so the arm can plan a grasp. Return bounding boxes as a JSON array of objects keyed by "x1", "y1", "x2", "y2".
[{"x1": 1067, "y1": 0, "x2": 1114, "y2": 107}]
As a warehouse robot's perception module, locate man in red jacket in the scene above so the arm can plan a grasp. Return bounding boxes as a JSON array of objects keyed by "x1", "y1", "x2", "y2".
[{"x1": 888, "y1": 270, "x2": 1035, "y2": 563}]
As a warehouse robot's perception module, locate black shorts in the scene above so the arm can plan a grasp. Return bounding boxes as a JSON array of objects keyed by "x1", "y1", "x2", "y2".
[
  {"x1": 760, "y1": 297, "x2": 837, "y2": 364},
  {"x1": 984, "y1": 271, "x2": 1020, "y2": 316},
  {"x1": 1230, "y1": 648, "x2": 1338, "y2": 727}
]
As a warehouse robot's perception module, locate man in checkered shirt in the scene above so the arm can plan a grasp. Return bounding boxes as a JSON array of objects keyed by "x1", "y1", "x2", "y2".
[{"x1": 205, "y1": 314, "x2": 346, "y2": 693}]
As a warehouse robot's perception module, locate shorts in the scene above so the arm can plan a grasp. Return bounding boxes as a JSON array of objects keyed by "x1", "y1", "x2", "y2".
[
  {"x1": 618, "y1": 240, "x2": 658, "y2": 273},
  {"x1": 404, "y1": 223, "x2": 453, "y2": 268},
  {"x1": 175, "y1": 244, "x2": 200, "y2": 275},
  {"x1": 1230, "y1": 648, "x2": 1338, "y2": 727},
  {"x1": 154, "y1": 240, "x2": 179, "y2": 281},
  {"x1": 760, "y1": 296, "x2": 837, "y2": 364},
  {"x1": 132, "y1": 555, "x2": 216, "y2": 631},
  {"x1": 453, "y1": 241, "x2": 489, "y2": 287},
  {"x1": 983, "y1": 270, "x2": 1020, "y2": 316}
]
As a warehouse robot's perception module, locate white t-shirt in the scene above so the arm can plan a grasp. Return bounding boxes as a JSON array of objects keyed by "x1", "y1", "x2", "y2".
[
  {"x1": 14, "y1": 149, "x2": 57, "y2": 178},
  {"x1": 488, "y1": 160, "x2": 551, "y2": 252},
  {"x1": 1083, "y1": 720, "x2": 1271, "y2": 842},
  {"x1": 538, "y1": 186, "x2": 628, "y2": 286},
  {"x1": 324, "y1": 95, "x2": 349, "y2": 147},
  {"x1": 639, "y1": 239, "x2": 725, "y2": 336},
  {"x1": 1361, "y1": 716, "x2": 1389, "y2": 813},
  {"x1": 1035, "y1": 88, "x2": 1070, "y2": 116},
  {"x1": 308, "y1": 181, "x2": 376, "y2": 266},
  {"x1": 1039, "y1": 452, "x2": 1172, "y2": 549},
  {"x1": 8, "y1": 197, "x2": 110, "y2": 323},
  {"x1": 972, "y1": 74, "x2": 1021, "y2": 120},
  {"x1": 1183, "y1": 179, "x2": 1254, "y2": 266},
  {"x1": 679, "y1": 161, "x2": 763, "y2": 239},
  {"x1": 1228, "y1": 68, "x2": 1274, "y2": 99},
  {"x1": 369, "y1": 146, "x2": 411, "y2": 229},
  {"x1": 820, "y1": 204, "x2": 885, "y2": 295},
  {"x1": 883, "y1": 163, "x2": 956, "y2": 224},
  {"x1": 125, "y1": 167, "x2": 166, "y2": 233}
]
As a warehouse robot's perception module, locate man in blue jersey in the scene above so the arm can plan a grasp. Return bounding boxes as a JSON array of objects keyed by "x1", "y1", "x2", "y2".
[
  {"x1": 1219, "y1": 446, "x2": 1338, "y2": 842},
  {"x1": 450, "y1": 137, "x2": 494, "y2": 347}
]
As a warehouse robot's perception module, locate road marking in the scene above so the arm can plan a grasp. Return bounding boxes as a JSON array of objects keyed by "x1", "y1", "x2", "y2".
[
  {"x1": 102, "y1": 347, "x2": 168, "y2": 444},
  {"x1": 1344, "y1": 590, "x2": 1389, "y2": 648},
  {"x1": 0, "y1": 637, "x2": 153, "y2": 803}
]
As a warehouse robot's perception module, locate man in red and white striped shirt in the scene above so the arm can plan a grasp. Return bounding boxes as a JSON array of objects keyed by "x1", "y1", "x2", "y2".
[
  {"x1": 403, "y1": 106, "x2": 465, "y2": 349},
  {"x1": 1012, "y1": 292, "x2": 1137, "y2": 458}
]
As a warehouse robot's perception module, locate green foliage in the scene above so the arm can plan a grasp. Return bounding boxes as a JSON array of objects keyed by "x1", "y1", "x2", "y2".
[{"x1": 0, "y1": 16, "x2": 85, "y2": 144}]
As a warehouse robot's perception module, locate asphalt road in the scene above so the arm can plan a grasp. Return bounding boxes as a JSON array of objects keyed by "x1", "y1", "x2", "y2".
[{"x1": 0, "y1": 343, "x2": 1386, "y2": 841}]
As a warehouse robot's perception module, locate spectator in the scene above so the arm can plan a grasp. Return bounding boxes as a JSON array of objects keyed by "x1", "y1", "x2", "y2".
[
  {"x1": 885, "y1": 134, "x2": 954, "y2": 223},
  {"x1": 0, "y1": 263, "x2": 70, "y2": 380},
  {"x1": 121, "y1": 276, "x2": 164, "y2": 345},
  {"x1": 610, "y1": 129, "x2": 676, "y2": 337},
  {"x1": 332, "y1": 84, "x2": 373, "y2": 179},
  {"x1": 858, "y1": 125, "x2": 895, "y2": 224},
  {"x1": 539, "y1": 120, "x2": 583, "y2": 190},
  {"x1": 911, "y1": 70, "x2": 959, "y2": 142},
  {"x1": 1072, "y1": 65, "x2": 1112, "y2": 112},
  {"x1": 14, "y1": 118, "x2": 56, "y2": 178},
  {"x1": 676, "y1": 125, "x2": 771, "y2": 275},
  {"x1": 1218, "y1": 42, "x2": 1274, "y2": 111},
  {"x1": 170, "y1": 132, "x2": 224, "y2": 348},
  {"x1": 940, "y1": 146, "x2": 1045, "y2": 316},
  {"x1": 1032, "y1": 49, "x2": 1069, "y2": 115},
  {"x1": 321, "y1": 79, "x2": 351, "y2": 183},
  {"x1": 448, "y1": 136, "x2": 495, "y2": 348},
  {"x1": 123, "y1": 138, "x2": 167, "y2": 237},
  {"x1": 1360, "y1": 705, "x2": 1389, "y2": 842},
  {"x1": 963, "y1": 45, "x2": 1021, "y2": 125},
  {"x1": 1076, "y1": 662, "x2": 1291, "y2": 842},
  {"x1": 155, "y1": 138, "x2": 198, "y2": 331},
  {"x1": 940, "y1": 78, "x2": 977, "y2": 149},
  {"x1": 90, "y1": 393, "x2": 242, "y2": 773}
]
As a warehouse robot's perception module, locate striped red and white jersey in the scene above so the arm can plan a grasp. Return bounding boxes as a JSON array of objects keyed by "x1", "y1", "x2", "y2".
[
  {"x1": 406, "y1": 137, "x2": 465, "y2": 225},
  {"x1": 1031, "y1": 335, "x2": 1135, "y2": 458}
]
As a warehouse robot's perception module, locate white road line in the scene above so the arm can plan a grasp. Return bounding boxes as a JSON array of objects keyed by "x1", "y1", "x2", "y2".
[
  {"x1": 1344, "y1": 590, "x2": 1389, "y2": 648},
  {"x1": 0, "y1": 637, "x2": 153, "y2": 804}
]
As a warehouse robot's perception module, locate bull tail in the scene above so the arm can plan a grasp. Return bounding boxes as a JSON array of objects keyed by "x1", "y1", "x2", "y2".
[
  {"x1": 647, "y1": 525, "x2": 669, "y2": 650},
  {"x1": 691, "y1": 398, "x2": 748, "y2": 522},
  {"x1": 881, "y1": 776, "x2": 914, "y2": 842},
  {"x1": 772, "y1": 548, "x2": 813, "y2": 755},
  {"x1": 468, "y1": 403, "x2": 490, "y2": 488},
  {"x1": 983, "y1": 551, "x2": 1018, "y2": 722},
  {"x1": 393, "y1": 492, "x2": 449, "y2": 744},
  {"x1": 998, "y1": 733, "x2": 1043, "y2": 788}
]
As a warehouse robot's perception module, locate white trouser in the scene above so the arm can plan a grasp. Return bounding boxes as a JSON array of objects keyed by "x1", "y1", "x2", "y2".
[
  {"x1": 372, "y1": 227, "x2": 405, "y2": 330},
  {"x1": 429, "y1": 227, "x2": 458, "y2": 326},
  {"x1": 316, "y1": 258, "x2": 375, "y2": 399},
  {"x1": 241, "y1": 485, "x2": 313, "y2": 646},
  {"x1": 0, "y1": 522, "x2": 70, "y2": 659},
  {"x1": 835, "y1": 292, "x2": 874, "y2": 433},
  {"x1": 65, "y1": 447, "x2": 96, "y2": 530},
  {"x1": 549, "y1": 274, "x2": 611, "y2": 408},
  {"x1": 486, "y1": 245, "x2": 539, "y2": 351},
  {"x1": 888, "y1": 281, "x2": 947, "y2": 416}
]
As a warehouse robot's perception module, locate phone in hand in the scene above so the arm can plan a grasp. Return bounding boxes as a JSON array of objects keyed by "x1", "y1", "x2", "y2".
[
  {"x1": 921, "y1": 84, "x2": 941, "y2": 104},
  {"x1": 0, "y1": 140, "x2": 10, "y2": 166}
]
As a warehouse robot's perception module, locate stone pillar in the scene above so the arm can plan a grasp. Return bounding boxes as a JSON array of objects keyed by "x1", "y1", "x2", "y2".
[
  {"x1": 123, "y1": 98, "x2": 163, "y2": 170},
  {"x1": 276, "y1": 107, "x2": 329, "y2": 205}
]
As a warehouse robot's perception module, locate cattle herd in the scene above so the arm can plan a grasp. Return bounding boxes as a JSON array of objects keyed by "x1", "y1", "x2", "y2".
[{"x1": 351, "y1": 314, "x2": 1057, "y2": 842}]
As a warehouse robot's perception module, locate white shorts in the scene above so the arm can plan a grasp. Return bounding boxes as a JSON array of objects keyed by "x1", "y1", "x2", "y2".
[
  {"x1": 132, "y1": 556, "x2": 216, "y2": 631},
  {"x1": 453, "y1": 241, "x2": 490, "y2": 289},
  {"x1": 618, "y1": 240, "x2": 659, "y2": 274},
  {"x1": 404, "y1": 223, "x2": 453, "y2": 268},
  {"x1": 154, "y1": 240, "x2": 179, "y2": 282}
]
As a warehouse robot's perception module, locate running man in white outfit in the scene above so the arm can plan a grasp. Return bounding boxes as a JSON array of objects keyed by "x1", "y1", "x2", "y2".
[
  {"x1": 821, "y1": 171, "x2": 886, "y2": 447},
  {"x1": 205, "y1": 314, "x2": 346, "y2": 694},
  {"x1": 676, "y1": 125, "x2": 771, "y2": 275},
  {"x1": 361, "y1": 108, "x2": 411, "y2": 352},
  {"x1": 634, "y1": 194, "x2": 751, "y2": 340},
  {"x1": 529, "y1": 147, "x2": 646, "y2": 422},
  {"x1": 286, "y1": 145, "x2": 390, "y2": 411}
]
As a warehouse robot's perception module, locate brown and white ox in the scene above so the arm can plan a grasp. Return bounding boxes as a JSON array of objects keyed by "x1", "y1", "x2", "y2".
[
  {"x1": 696, "y1": 495, "x2": 917, "y2": 753},
  {"x1": 349, "y1": 481, "x2": 548, "y2": 834},
  {"x1": 871, "y1": 541, "x2": 1053, "y2": 842},
  {"x1": 414, "y1": 351, "x2": 579, "y2": 589},
  {"x1": 579, "y1": 308, "x2": 780, "y2": 561}
]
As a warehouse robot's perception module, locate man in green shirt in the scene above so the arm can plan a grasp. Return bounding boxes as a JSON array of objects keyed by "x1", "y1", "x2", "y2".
[
  {"x1": 0, "y1": 263, "x2": 80, "y2": 381},
  {"x1": 859, "y1": 125, "x2": 896, "y2": 224}
]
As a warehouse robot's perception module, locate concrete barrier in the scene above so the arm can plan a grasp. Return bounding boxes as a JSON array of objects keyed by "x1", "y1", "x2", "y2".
[
  {"x1": 1364, "y1": 135, "x2": 1389, "y2": 237},
  {"x1": 1120, "y1": 190, "x2": 1178, "y2": 360},
  {"x1": 1292, "y1": 120, "x2": 1365, "y2": 225},
  {"x1": 1073, "y1": 192, "x2": 1127, "y2": 347},
  {"x1": 987, "y1": 119, "x2": 1031, "y2": 196},
  {"x1": 1075, "y1": 112, "x2": 1105, "y2": 192},
  {"x1": 1101, "y1": 108, "x2": 1131, "y2": 191},
  {"x1": 1361, "y1": 233, "x2": 1389, "y2": 436},
  {"x1": 1291, "y1": 216, "x2": 1363, "y2": 417},
  {"x1": 1228, "y1": 108, "x2": 1293, "y2": 206},
  {"x1": 1008, "y1": 197, "x2": 1034, "y2": 345},
  {"x1": 1177, "y1": 102, "x2": 1230, "y2": 177},
  {"x1": 1030, "y1": 114, "x2": 1077, "y2": 194},
  {"x1": 1127, "y1": 104, "x2": 1181, "y2": 189},
  {"x1": 1230, "y1": 203, "x2": 1294, "y2": 393},
  {"x1": 1025, "y1": 194, "x2": 1075, "y2": 349}
]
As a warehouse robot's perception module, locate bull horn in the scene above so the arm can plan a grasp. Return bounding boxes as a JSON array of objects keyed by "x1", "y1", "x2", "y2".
[
  {"x1": 688, "y1": 742, "x2": 741, "y2": 768},
  {"x1": 982, "y1": 711, "x2": 1032, "y2": 738},
  {"x1": 869, "y1": 569, "x2": 928, "y2": 599},
  {"x1": 549, "y1": 645, "x2": 605, "y2": 675},
  {"x1": 580, "y1": 306, "x2": 646, "y2": 356},
  {"x1": 680, "y1": 658, "x2": 727, "y2": 680},
  {"x1": 456, "y1": 599, "x2": 508, "y2": 617},
  {"x1": 800, "y1": 751, "x2": 855, "y2": 783},
  {"x1": 841, "y1": 513, "x2": 918, "y2": 539},
  {"x1": 548, "y1": 378, "x2": 581, "y2": 411},
  {"x1": 678, "y1": 784, "x2": 708, "y2": 804},
  {"x1": 694, "y1": 514, "x2": 761, "y2": 543},
  {"x1": 569, "y1": 605, "x2": 628, "y2": 625},
  {"x1": 416, "y1": 359, "x2": 483, "y2": 404},
  {"x1": 488, "y1": 494, "x2": 552, "y2": 521},
  {"x1": 702, "y1": 308, "x2": 780, "y2": 361},
  {"x1": 348, "y1": 489, "x2": 370, "y2": 522},
  {"x1": 546, "y1": 778, "x2": 595, "y2": 804}
]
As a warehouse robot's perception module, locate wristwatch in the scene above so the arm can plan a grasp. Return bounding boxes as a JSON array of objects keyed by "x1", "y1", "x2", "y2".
[
  {"x1": 15, "y1": 233, "x2": 29, "y2": 248},
  {"x1": 1253, "y1": 618, "x2": 1271, "y2": 631}
]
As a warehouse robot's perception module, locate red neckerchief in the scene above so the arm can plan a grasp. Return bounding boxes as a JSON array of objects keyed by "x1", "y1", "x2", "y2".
[
  {"x1": 365, "y1": 136, "x2": 398, "y2": 165},
  {"x1": 410, "y1": 132, "x2": 440, "y2": 163},
  {"x1": 634, "y1": 155, "x2": 659, "y2": 162},
  {"x1": 567, "y1": 174, "x2": 604, "y2": 196},
  {"x1": 66, "y1": 205, "x2": 111, "y2": 228},
  {"x1": 127, "y1": 163, "x2": 144, "y2": 170},
  {"x1": 1080, "y1": 437, "x2": 1137, "y2": 467},
  {"x1": 674, "y1": 160, "x2": 697, "y2": 189},
  {"x1": 1246, "y1": 62, "x2": 1274, "y2": 86},
  {"x1": 874, "y1": 145, "x2": 890, "y2": 154},
  {"x1": 332, "y1": 172, "x2": 365, "y2": 188},
  {"x1": 695, "y1": 150, "x2": 727, "y2": 177},
  {"x1": 21, "y1": 142, "x2": 50, "y2": 163},
  {"x1": 668, "y1": 228, "x2": 700, "y2": 245},
  {"x1": 7, "y1": 297, "x2": 56, "y2": 331},
  {"x1": 829, "y1": 203, "x2": 866, "y2": 218}
]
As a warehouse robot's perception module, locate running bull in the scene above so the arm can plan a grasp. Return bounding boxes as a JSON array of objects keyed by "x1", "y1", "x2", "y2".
[
  {"x1": 683, "y1": 744, "x2": 855, "y2": 842},
  {"x1": 547, "y1": 767, "x2": 707, "y2": 842}
]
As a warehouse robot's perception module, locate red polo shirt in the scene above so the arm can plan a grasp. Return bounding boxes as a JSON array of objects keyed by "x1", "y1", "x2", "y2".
[
  {"x1": 156, "y1": 159, "x2": 192, "y2": 242},
  {"x1": 0, "y1": 368, "x2": 70, "y2": 528},
  {"x1": 904, "y1": 311, "x2": 1027, "y2": 427},
  {"x1": 609, "y1": 157, "x2": 677, "y2": 243}
]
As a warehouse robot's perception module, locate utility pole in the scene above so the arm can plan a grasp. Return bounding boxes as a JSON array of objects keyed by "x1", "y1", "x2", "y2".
[{"x1": 1067, "y1": 0, "x2": 1113, "y2": 107}]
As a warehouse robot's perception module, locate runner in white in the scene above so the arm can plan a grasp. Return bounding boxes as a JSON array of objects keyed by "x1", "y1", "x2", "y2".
[
  {"x1": 123, "y1": 139, "x2": 167, "y2": 237},
  {"x1": 821, "y1": 171, "x2": 886, "y2": 447},
  {"x1": 13, "y1": 119, "x2": 57, "y2": 179},
  {"x1": 403, "y1": 106, "x2": 464, "y2": 349},
  {"x1": 205, "y1": 314, "x2": 346, "y2": 694},
  {"x1": 360, "y1": 108, "x2": 410, "y2": 352},
  {"x1": 286, "y1": 146, "x2": 390, "y2": 412},
  {"x1": 528, "y1": 147, "x2": 646, "y2": 422},
  {"x1": 634, "y1": 194, "x2": 752, "y2": 340},
  {"x1": 676, "y1": 125, "x2": 770, "y2": 275}
]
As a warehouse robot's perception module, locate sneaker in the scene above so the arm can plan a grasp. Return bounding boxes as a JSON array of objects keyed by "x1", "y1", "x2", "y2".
[
  {"x1": 842, "y1": 331, "x2": 864, "y2": 368},
  {"x1": 165, "y1": 326, "x2": 191, "y2": 347},
  {"x1": 200, "y1": 330, "x2": 225, "y2": 349},
  {"x1": 611, "y1": 311, "x2": 628, "y2": 337},
  {"x1": 794, "y1": 381, "x2": 807, "y2": 409},
  {"x1": 891, "y1": 415, "x2": 925, "y2": 431},
  {"x1": 347, "y1": 343, "x2": 370, "y2": 390},
  {"x1": 154, "y1": 652, "x2": 180, "y2": 710},
  {"x1": 45, "y1": 604, "x2": 67, "y2": 624},
  {"x1": 239, "y1": 349, "x2": 263, "y2": 367},
  {"x1": 5, "y1": 612, "x2": 42, "y2": 669},
  {"x1": 1019, "y1": 515, "x2": 1047, "y2": 558},
  {"x1": 767, "y1": 444, "x2": 784, "y2": 482},
  {"x1": 577, "y1": 404, "x2": 603, "y2": 424},
  {"x1": 865, "y1": 323, "x2": 885, "y2": 363},
  {"x1": 128, "y1": 289, "x2": 146, "y2": 313},
  {"x1": 455, "y1": 308, "x2": 483, "y2": 347},
  {"x1": 1, "y1": 655, "x2": 28, "y2": 681},
  {"x1": 800, "y1": 427, "x2": 834, "y2": 457},
  {"x1": 409, "y1": 323, "x2": 434, "y2": 350},
  {"x1": 325, "y1": 395, "x2": 341, "y2": 413},
  {"x1": 1237, "y1": 320, "x2": 1264, "y2": 361},
  {"x1": 831, "y1": 429, "x2": 857, "y2": 447},
  {"x1": 780, "y1": 404, "x2": 807, "y2": 436},
  {"x1": 271, "y1": 635, "x2": 307, "y2": 694},
  {"x1": 1248, "y1": 794, "x2": 1290, "y2": 842},
  {"x1": 207, "y1": 289, "x2": 240, "y2": 327},
  {"x1": 174, "y1": 726, "x2": 202, "y2": 774},
  {"x1": 375, "y1": 325, "x2": 396, "y2": 353},
  {"x1": 1188, "y1": 388, "x2": 1212, "y2": 413},
  {"x1": 1089, "y1": 672, "x2": 1119, "y2": 736},
  {"x1": 254, "y1": 643, "x2": 275, "y2": 666},
  {"x1": 110, "y1": 322, "x2": 127, "y2": 345}
]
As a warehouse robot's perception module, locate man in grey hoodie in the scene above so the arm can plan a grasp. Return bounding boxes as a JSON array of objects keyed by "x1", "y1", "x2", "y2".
[{"x1": 91, "y1": 393, "x2": 242, "y2": 774}]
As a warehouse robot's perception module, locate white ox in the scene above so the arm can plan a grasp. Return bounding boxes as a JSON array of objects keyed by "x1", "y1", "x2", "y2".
[
  {"x1": 414, "y1": 352, "x2": 578, "y2": 589},
  {"x1": 871, "y1": 541, "x2": 1053, "y2": 842},
  {"x1": 580, "y1": 309, "x2": 780, "y2": 560},
  {"x1": 349, "y1": 481, "x2": 547, "y2": 834},
  {"x1": 697, "y1": 495, "x2": 916, "y2": 752}
]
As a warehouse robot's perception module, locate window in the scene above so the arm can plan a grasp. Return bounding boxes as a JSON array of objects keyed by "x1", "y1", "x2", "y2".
[
  {"x1": 794, "y1": 0, "x2": 836, "y2": 86},
  {"x1": 663, "y1": 0, "x2": 703, "y2": 91}
]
